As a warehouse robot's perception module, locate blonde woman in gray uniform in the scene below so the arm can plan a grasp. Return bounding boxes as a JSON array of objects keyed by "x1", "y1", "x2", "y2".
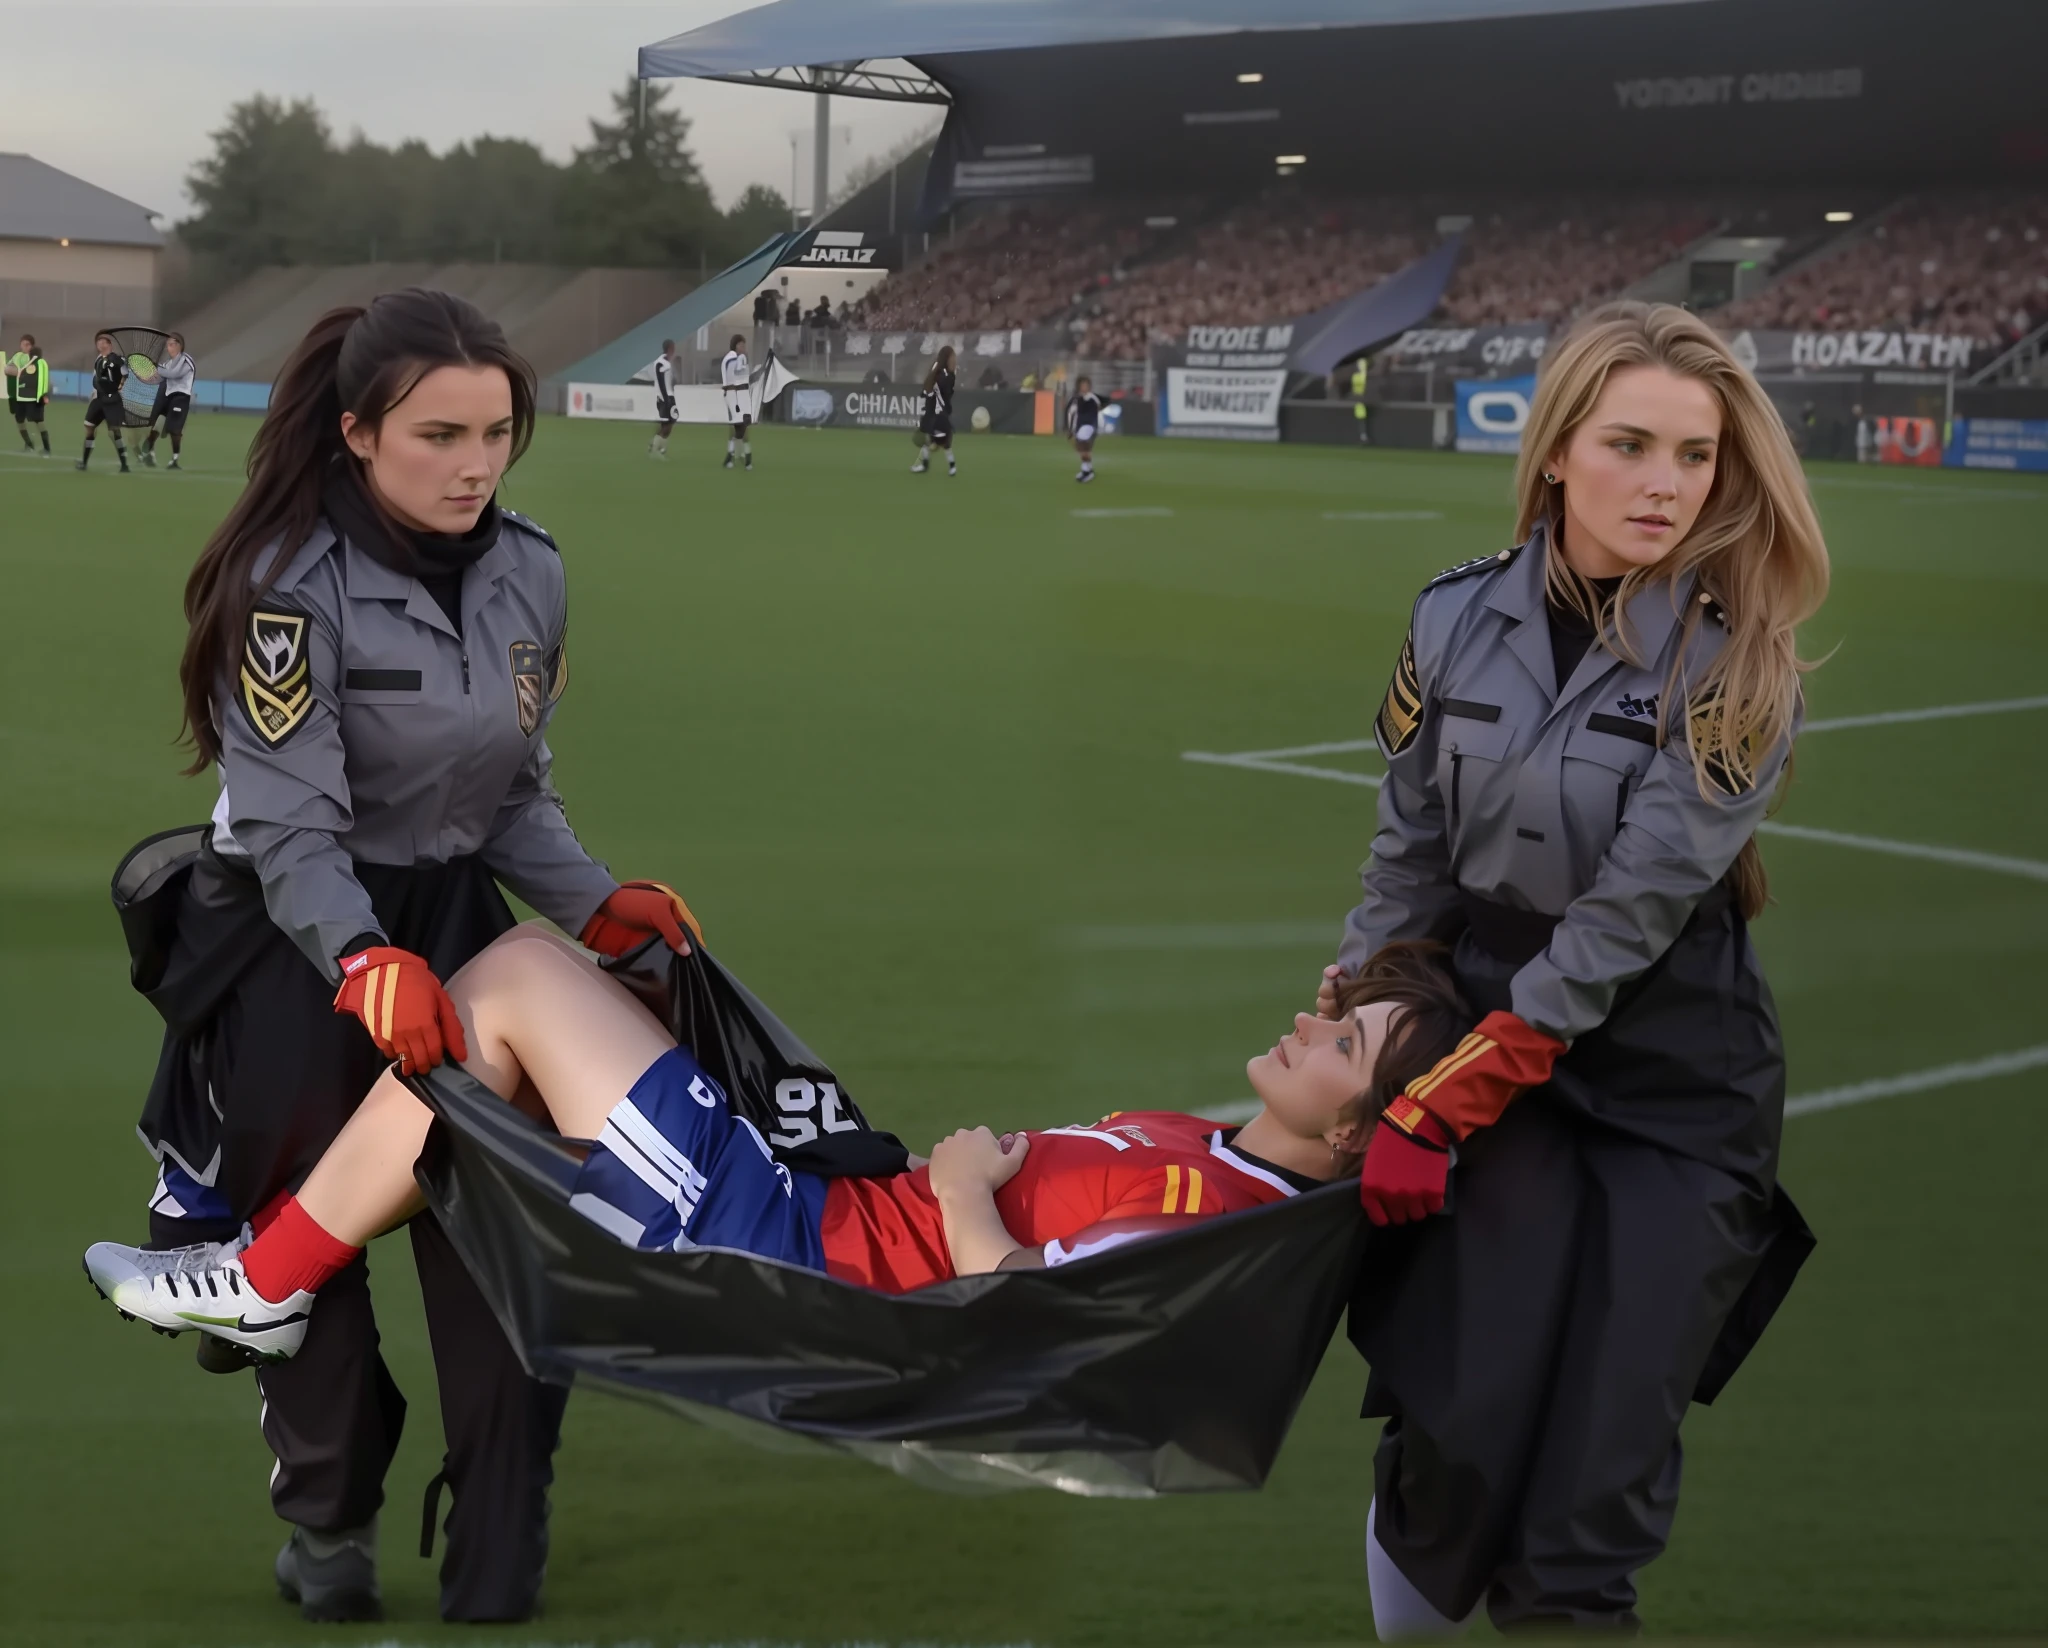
[
  {"x1": 112, "y1": 290, "x2": 700, "y2": 1624},
  {"x1": 1320, "y1": 303, "x2": 1830, "y2": 1635}
]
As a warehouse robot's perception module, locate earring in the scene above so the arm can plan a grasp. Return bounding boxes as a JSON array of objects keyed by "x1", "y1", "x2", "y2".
[{"x1": 1543, "y1": 471, "x2": 1558, "y2": 484}]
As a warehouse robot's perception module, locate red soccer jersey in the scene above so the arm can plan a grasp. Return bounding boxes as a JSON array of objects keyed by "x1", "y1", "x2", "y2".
[{"x1": 819, "y1": 1111, "x2": 1306, "y2": 1293}]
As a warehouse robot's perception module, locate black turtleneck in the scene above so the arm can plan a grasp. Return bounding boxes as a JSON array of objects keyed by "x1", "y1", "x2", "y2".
[
  {"x1": 1547, "y1": 575, "x2": 1624, "y2": 693},
  {"x1": 322, "y1": 456, "x2": 501, "y2": 636}
]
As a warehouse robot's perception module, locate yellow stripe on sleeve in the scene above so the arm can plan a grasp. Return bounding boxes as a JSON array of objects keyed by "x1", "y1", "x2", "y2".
[
  {"x1": 1408, "y1": 1033, "x2": 1494, "y2": 1101},
  {"x1": 1162, "y1": 1164, "x2": 1182, "y2": 1214},
  {"x1": 1186, "y1": 1168, "x2": 1203, "y2": 1215}
]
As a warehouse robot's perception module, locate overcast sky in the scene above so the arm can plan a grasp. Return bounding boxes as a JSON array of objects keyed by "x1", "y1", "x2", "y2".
[{"x1": 0, "y1": 0, "x2": 940, "y2": 224}]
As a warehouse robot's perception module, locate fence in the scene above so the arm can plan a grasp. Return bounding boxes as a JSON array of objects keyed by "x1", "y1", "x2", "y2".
[{"x1": 41, "y1": 368, "x2": 271, "y2": 413}]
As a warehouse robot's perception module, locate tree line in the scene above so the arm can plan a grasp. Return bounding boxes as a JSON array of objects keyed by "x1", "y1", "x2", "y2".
[{"x1": 176, "y1": 79, "x2": 790, "y2": 291}]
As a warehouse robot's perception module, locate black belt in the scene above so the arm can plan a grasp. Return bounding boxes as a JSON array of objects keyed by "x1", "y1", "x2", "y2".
[{"x1": 1459, "y1": 880, "x2": 1734, "y2": 967}]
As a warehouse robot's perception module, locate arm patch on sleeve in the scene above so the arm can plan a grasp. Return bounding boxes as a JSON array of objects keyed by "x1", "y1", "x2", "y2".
[
  {"x1": 1375, "y1": 629, "x2": 1423, "y2": 756},
  {"x1": 1687, "y1": 691, "x2": 1755, "y2": 795},
  {"x1": 238, "y1": 606, "x2": 314, "y2": 747},
  {"x1": 545, "y1": 636, "x2": 568, "y2": 704}
]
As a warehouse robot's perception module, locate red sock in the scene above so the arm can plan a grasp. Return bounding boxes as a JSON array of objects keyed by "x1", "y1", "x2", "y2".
[{"x1": 240, "y1": 1196, "x2": 361, "y2": 1303}]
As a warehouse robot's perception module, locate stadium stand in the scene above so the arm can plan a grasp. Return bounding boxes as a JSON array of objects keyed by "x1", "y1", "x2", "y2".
[
  {"x1": 843, "y1": 203, "x2": 1172, "y2": 335},
  {"x1": 1435, "y1": 197, "x2": 1725, "y2": 327},
  {"x1": 843, "y1": 193, "x2": 1729, "y2": 357},
  {"x1": 1070, "y1": 197, "x2": 1434, "y2": 362},
  {"x1": 1718, "y1": 191, "x2": 2048, "y2": 346},
  {"x1": 170, "y1": 263, "x2": 690, "y2": 384}
]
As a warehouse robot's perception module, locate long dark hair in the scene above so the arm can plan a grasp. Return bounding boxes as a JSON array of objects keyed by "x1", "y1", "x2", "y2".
[
  {"x1": 178, "y1": 288, "x2": 536, "y2": 771},
  {"x1": 923, "y1": 345, "x2": 955, "y2": 392}
]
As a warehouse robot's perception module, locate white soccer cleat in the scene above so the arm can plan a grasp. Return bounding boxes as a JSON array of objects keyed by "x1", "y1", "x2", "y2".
[
  {"x1": 910, "y1": 459, "x2": 928, "y2": 473},
  {"x1": 83, "y1": 1234, "x2": 313, "y2": 1361}
]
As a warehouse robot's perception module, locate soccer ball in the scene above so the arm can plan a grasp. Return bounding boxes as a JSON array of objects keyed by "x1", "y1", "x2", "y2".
[{"x1": 970, "y1": 405, "x2": 992, "y2": 432}]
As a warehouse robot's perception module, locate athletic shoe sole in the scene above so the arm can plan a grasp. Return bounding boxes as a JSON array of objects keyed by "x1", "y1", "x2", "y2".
[{"x1": 81, "y1": 1259, "x2": 301, "y2": 1361}]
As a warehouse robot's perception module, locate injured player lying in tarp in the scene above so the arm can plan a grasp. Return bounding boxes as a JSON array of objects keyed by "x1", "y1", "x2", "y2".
[{"x1": 85, "y1": 926, "x2": 1471, "y2": 1359}]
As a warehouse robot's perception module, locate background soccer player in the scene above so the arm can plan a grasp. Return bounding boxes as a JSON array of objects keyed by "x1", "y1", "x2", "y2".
[
  {"x1": 911, "y1": 345, "x2": 957, "y2": 476},
  {"x1": 77, "y1": 331, "x2": 129, "y2": 472},
  {"x1": 720, "y1": 332, "x2": 752, "y2": 469},
  {"x1": 7, "y1": 333, "x2": 51, "y2": 455},
  {"x1": 1066, "y1": 375, "x2": 1105, "y2": 484},
  {"x1": 139, "y1": 333, "x2": 196, "y2": 469},
  {"x1": 648, "y1": 338, "x2": 677, "y2": 458}
]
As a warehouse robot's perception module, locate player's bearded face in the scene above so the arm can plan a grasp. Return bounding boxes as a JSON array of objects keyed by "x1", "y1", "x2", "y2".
[
  {"x1": 1247, "y1": 1003, "x2": 1394, "y2": 1139},
  {"x1": 344, "y1": 363, "x2": 516, "y2": 536}
]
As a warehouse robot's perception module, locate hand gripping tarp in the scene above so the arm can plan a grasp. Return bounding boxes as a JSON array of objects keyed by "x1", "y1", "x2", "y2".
[{"x1": 407, "y1": 941, "x2": 1369, "y2": 1498}]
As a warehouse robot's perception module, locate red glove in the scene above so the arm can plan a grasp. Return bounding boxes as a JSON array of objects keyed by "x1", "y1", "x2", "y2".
[
  {"x1": 1358, "y1": 1098, "x2": 1454, "y2": 1225},
  {"x1": 1401, "y1": 1010, "x2": 1566, "y2": 1140},
  {"x1": 579, "y1": 880, "x2": 701, "y2": 958},
  {"x1": 333, "y1": 946, "x2": 467, "y2": 1074}
]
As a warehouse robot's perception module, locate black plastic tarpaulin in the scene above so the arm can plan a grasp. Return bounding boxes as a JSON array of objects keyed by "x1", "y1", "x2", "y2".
[{"x1": 408, "y1": 942, "x2": 1369, "y2": 1497}]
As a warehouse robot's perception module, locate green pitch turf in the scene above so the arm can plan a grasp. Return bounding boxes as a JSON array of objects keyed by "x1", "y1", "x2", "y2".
[{"x1": 1, "y1": 417, "x2": 2043, "y2": 1646}]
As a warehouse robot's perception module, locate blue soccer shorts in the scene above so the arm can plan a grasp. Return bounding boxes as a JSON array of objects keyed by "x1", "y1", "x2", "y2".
[{"x1": 568, "y1": 1046, "x2": 829, "y2": 1269}]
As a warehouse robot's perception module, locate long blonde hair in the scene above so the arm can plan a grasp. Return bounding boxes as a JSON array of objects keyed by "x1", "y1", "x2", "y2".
[{"x1": 1513, "y1": 302, "x2": 1828, "y2": 913}]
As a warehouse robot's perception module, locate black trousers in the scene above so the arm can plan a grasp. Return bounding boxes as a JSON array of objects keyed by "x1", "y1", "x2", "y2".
[
  {"x1": 134, "y1": 846, "x2": 566, "y2": 1622},
  {"x1": 1350, "y1": 888, "x2": 1812, "y2": 1632}
]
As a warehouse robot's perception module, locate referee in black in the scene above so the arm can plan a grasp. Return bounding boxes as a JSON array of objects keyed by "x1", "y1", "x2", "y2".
[
  {"x1": 77, "y1": 330, "x2": 130, "y2": 471},
  {"x1": 120, "y1": 289, "x2": 700, "y2": 1623},
  {"x1": 1324, "y1": 303, "x2": 1831, "y2": 1634}
]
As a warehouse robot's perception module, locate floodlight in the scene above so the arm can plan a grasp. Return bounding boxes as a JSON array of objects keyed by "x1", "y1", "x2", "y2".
[
  {"x1": 1825, "y1": 210, "x2": 1854, "y2": 222},
  {"x1": 1237, "y1": 72, "x2": 1264, "y2": 83}
]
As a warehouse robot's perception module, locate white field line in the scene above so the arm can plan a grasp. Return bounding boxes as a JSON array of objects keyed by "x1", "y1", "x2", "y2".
[
  {"x1": 1184, "y1": 694, "x2": 2048, "y2": 882},
  {"x1": 1321, "y1": 509, "x2": 1446, "y2": 521},
  {"x1": 1201, "y1": 1042, "x2": 2048, "y2": 1129},
  {"x1": 1753, "y1": 820, "x2": 2048, "y2": 883},
  {"x1": 1185, "y1": 749, "x2": 2048, "y2": 882},
  {"x1": 1072, "y1": 506, "x2": 1174, "y2": 518},
  {"x1": 1803, "y1": 695, "x2": 2048, "y2": 733},
  {"x1": 1783, "y1": 1044, "x2": 2048, "y2": 1117}
]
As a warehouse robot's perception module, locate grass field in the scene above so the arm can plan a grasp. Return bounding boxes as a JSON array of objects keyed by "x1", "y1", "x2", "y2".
[{"x1": 2, "y1": 413, "x2": 2044, "y2": 1647}]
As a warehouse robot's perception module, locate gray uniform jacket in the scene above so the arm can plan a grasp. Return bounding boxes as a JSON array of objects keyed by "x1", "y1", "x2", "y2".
[
  {"x1": 210, "y1": 510, "x2": 620, "y2": 979},
  {"x1": 1338, "y1": 521, "x2": 1799, "y2": 1043}
]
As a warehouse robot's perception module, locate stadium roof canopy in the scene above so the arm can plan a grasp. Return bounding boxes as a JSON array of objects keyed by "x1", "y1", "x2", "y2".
[
  {"x1": 642, "y1": 0, "x2": 2048, "y2": 200},
  {"x1": 0, "y1": 154, "x2": 164, "y2": 247},
  {"x1": 637, "y1": 0, "x2": 1691, "y2": 102}
]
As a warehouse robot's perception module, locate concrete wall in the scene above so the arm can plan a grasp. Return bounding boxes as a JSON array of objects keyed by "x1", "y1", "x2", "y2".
[
  {"x1": 169, "y1": 263, "x2": 691, "y2": 385},
  {"x1": 0, "y1": 239, "x2": 157, "y2": 287}
]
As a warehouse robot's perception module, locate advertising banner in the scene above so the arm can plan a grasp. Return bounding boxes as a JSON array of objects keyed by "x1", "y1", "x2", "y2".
[
  {"x1": 1875, "y1": 415, "x2": 1941, "y2": 466},
  {"x1": 1158, "y1": 367, "x2": 1288, "y2": 441},
  {"x1": 567, "y1": 383, "x2": 729, "y2": 423},
  {"x1": 1383, "y1": 325, "x2": 1550, "y2": 375},
  {"x1": 1726, "y1": 329, "x2": 1979, "y2": 375},
  {"x1": 1943, "y1": 418, "x2": 2048, "y2": 472},
  {"x1": 835, "y1": 327, "x2": 1066, "y2": 366},
  {"x1": 782, "y1": 382, "x2": 1048, "y2": 435},
  {"x1": 1454, "y1": 373, "x2": 1538, "y2": 454}
]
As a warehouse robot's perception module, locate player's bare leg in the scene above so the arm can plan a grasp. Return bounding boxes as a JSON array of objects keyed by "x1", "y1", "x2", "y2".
[{"x1": 85, "y1": 929, "x2": 673, "y2": 1353}]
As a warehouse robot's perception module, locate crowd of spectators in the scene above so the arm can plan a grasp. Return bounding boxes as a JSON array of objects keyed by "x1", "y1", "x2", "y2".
[
  {"x1": 1718, "y1": 192, "x2": 2047, "y2": 346},
  {"x1": 836, "y1": 188, "x2": 2046, "y2": 360},
  {"x1": 842, "y1": 204, "x2": 1168, "y2": 334},
  {"x1": 1065, "y1": 197, "x2": 1432, "y2": 360},
  {"x1": 1438, "y1": 199, "x2": 1721, "y2": 326}
]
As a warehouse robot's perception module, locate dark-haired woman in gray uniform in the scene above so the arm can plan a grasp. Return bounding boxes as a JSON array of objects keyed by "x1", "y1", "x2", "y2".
[
  {"x1": 110, "y1": 290, "x2": 698, "y2": 1624},
  {"x1": 1321, "y1": 303, "x2": 1831, "y2": 1635}
]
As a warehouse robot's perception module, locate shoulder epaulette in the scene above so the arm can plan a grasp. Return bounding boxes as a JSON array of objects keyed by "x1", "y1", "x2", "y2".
[
  {"x1": 1428, "y1": 544, "x2": 1520, "y2": 587},
  {"x1": 502, "y1": 509, "x2": 558, "y2": 553}
]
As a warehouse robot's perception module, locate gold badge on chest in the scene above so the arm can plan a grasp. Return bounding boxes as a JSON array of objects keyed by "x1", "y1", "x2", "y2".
[{"x1": 508, "y1": 640, "x2": 545, "y2": 735}]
